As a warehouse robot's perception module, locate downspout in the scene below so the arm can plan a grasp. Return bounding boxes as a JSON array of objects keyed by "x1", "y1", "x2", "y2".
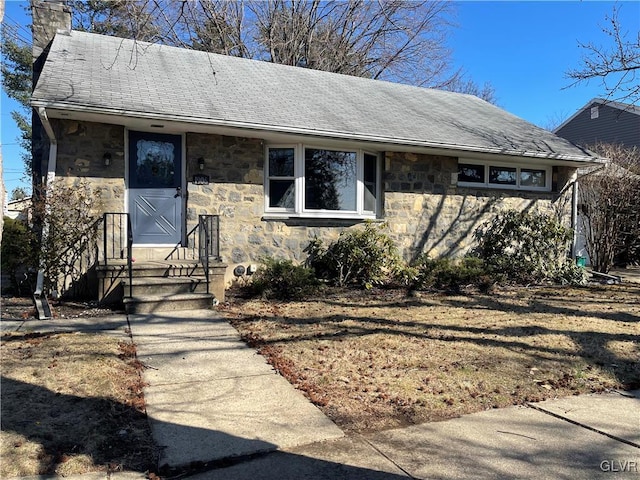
[
  {"x1": 571, "y1": 170, "x2": 579, "y2": 259},
  {"x1": 33, "y1": 107, "x2": 56, "y2": 318}
]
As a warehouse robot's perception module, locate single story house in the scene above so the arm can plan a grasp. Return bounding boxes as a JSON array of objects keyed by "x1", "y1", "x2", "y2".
[
  {"x1": 31, "y1": 2, "x2": 598, "y2": 308},
  {"x1": 4, "y1": 197, "x2": 33, "y2": 223}
]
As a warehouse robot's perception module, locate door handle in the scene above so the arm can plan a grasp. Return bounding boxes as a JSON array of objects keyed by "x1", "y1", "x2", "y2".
[{"x1": 174, "y1": 186, "x2": 182, "y2": 198}]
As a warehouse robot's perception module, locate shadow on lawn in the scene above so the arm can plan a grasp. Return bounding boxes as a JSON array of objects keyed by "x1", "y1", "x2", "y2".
[
  {"x1": 231, "y1": 284, "x2": 640, "y2": 389},
  {"x1": 0, "y1": 375, "x2": 157, "y2": 475},
  {"x1": 1, "y1": 375, "x2": 411, "y2": 479}
]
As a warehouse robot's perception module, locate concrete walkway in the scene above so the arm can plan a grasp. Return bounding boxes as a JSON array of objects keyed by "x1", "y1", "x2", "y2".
[
  {"x1": 128, "y1": 310, "x2": 344, "y2": 470},
  {"x1": 128, "y1": 309, "x2": 639, "y2": 479},
  {"x1": 3, "y1": 309, "x2": 639, "y2": 479}
]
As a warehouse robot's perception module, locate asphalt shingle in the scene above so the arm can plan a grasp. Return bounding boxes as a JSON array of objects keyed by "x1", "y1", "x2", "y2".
[{"x1": 32, "y1": 30, "x2": 595, "y2": 162}]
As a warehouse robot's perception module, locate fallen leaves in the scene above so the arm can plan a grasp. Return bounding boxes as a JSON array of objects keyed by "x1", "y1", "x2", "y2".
[{"x1": 224, "y1": 284, "x2": 640, "y2": 433}]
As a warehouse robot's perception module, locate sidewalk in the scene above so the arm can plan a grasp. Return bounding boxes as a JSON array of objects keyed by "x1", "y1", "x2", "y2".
[
  {"x1": 129, "y1": 309, "x2": 639, "y2": 479},
  {"x1": 4, "y1": 309, "x2": 638, "y2": 479}
]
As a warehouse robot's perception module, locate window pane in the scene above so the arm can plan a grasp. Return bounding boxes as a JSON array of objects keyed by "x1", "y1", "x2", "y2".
[
  {"x1": 269, "y1": 148, "x2": 295, "y2": 177},
  {"x1": 130, "y1": 133, "x2": 181, "y2": 188},
  {"x1": 305, "y1": 149, "x2": 357, "y2": 211},
  {"x1": 364, "y1": 153, "x2": 378, "y2": 212},
  {"x1": 489, "y1": 166, "x2": 517, "y2": 185},
  {"x1": 269, "y1": 180, "x2": 295, "y2": 208},
  {"x1": 520, "y1": 168, "x2": 546, "y2": 188},
  {"x1": 458, "y1": 163, "x2": 485, "y2": 183}
]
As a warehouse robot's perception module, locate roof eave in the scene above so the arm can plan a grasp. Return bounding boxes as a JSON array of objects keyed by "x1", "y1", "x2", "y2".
[{"x1": 32, "y1": 100, "x2": 599, "y2": 166}]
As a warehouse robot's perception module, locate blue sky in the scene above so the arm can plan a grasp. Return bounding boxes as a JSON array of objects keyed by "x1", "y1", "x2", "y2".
[{"x1": 2, "y1": 0, "x2": 639, "y2": 198}]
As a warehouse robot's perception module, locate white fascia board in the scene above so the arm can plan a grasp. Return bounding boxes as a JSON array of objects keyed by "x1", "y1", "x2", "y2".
[{"x1": 35, "y1": 102, "x2": 601, "y2": 166}]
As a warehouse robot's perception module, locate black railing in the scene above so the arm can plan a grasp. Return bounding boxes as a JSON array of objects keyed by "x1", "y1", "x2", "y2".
[
  {"x1": 103, "y1": 213, "x2": 133, "y2": 298},
  {"x1": 163, "y1": 215, "x2": 221, "y2": 294},
  {"x1": 198, "y1": 215, "x2": 221, "y2": 294}
]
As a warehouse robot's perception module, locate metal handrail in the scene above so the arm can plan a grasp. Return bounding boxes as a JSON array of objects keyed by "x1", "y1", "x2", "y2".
[
  {"x1": 126, "y1": 214, "x2": 133, "y2": 298},
  {"x1": 198, "y1": 215, "x2": 221, "y2": 295},
  {"x1": 103, "y1": 213, "x2": 133, "y2": 298},
  {"x1": 102, "y1": 213, "x2": 218, "y2": 298}
]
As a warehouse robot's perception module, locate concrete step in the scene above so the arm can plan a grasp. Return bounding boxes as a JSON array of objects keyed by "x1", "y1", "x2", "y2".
[
  {"x1": 127, "y1": 261, "x2": 207, "y2": 278},
  {"x1": 123, "y1": 293, "x2": 216, "y2": 314},
  {"x1": 131, "y1": 246, "x2": 198, "y2": 262},
  {"x1": 123, "y1": 276, "x2": 209, "y2": 296}
]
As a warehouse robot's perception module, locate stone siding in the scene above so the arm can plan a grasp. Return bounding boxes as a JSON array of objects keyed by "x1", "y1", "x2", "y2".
[
  {"x1": 53, "y1": 119, "x2": 126, "y2": 214},
  {"x1": 185, "y1": 134, "x2": 352, "y2": 279},
  {"x1": 51, "y1": 122, "x2": 577, "y2": 286},
  {"x1": 383, "y1": 152, "x2": 575, "y2": 261}
]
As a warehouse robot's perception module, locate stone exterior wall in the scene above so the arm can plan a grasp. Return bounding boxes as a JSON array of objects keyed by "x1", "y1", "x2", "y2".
[
  {"x1": 186, "y1": 136, "x2": 576, "y2": 282},
  {"x1": 185, "y1": 134, "x2": 352, "y2": 278},
  {"x1": 53, "y1": 119, "x2": 126, "y2": 214},
  {"x1": 383, "y1": 152, "x2": 575, "y2": 262},
  {"x1": 51, "y1": 122, "x2": 577, "y2": 286}
]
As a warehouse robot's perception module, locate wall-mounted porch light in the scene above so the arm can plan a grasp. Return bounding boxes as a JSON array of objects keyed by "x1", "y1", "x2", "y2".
[
  {"x1": 198, "y1": 157, "x2": 205, "y2": 170},
  {"x1": 103, "y1": 152, "x2": 112, "y2": 166}
]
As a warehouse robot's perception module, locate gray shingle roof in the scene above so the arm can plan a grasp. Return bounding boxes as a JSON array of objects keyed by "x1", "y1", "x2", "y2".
[{"x1": 32, "y1": 30, "x2": 596, "y2": 162}]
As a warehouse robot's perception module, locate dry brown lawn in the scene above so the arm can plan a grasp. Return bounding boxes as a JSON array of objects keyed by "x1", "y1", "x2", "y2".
[
  {"x1": 221, "y1": 284, "x2": 640, "y2": 433},
  {"x1": 1, "y1": 298, "x2": 157, "y2": 477}
]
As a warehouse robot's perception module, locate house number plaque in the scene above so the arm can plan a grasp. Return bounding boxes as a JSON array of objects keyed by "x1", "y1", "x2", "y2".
[{"x1": 192, "y1": 175, "x2": 210, "y2": 185}]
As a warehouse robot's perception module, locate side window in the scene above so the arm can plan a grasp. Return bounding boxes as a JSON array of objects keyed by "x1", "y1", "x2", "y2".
[
  {"x1": 458, "y1": 163, "x2": 485, "y2": 184},
  {"x1": 363, "y1": 152, "x2": 378, "y2": 214},
  {"x1": 458, "y1": 159, "x2": 551, "y2": 191},
  {"x1": 267, "y1": 147, "x2": 295, "y2": 209}
]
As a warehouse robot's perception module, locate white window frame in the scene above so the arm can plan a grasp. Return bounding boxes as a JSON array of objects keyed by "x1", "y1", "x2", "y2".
[
  {"x1": 265, "y1": 144, "x2": 381, "y2": 219},
  {"x1": 457, "y1": 159, "x2": 552, "y2": 192}
]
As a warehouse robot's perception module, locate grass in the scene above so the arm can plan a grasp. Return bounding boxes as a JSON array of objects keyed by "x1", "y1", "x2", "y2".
[
  {"x1": 0, "y1": 299, "x2": 157, "y2": 477},
  {"x1": 221, "y1": 284, "x2": 640, "y2": 433}
]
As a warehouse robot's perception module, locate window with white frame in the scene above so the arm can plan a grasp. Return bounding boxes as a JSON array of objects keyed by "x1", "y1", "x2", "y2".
[
  {"x1": 457, "y1": 160, "x2": 551, "y2": 191},
  {"x1": 266, "y1": 145, "x2": 380, "y2": 218}
]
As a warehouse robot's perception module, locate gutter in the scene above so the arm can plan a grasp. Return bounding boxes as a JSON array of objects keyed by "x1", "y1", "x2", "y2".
[
  {"x1": 31, "y1": 100, "x2": 601, "y2": 165},
  {"x1": 33, "y1": 106, "x2": 56, "y2": 319}
]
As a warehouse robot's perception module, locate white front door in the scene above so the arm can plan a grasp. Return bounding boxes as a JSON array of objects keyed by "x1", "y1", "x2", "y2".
[{"x1": 128, "y1": 131, "x2": 183, "y2": 245}]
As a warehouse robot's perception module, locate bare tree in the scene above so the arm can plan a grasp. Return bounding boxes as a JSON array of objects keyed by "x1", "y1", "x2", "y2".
[
  {"x1": 69, "y1": 0, "x2": 490, "y2": 94},
  {"x1": 70, "y1": 0, "x2": 162, "y2": 42},
  {"x1": 170, "y1": 0, "x2": 461, "y2": 88},
  {"x1": 579, "y1": 143, "x2": 640, "y2": 273},
  {"x1": 439, "y1": 76, "x2": 498, "y2": 105},
  {"x1": 566, "y1": 4, "x2": 640, "y2": 107},
  {"x1": 185, "y1": 0, "x2": 251, "y2": 57}
]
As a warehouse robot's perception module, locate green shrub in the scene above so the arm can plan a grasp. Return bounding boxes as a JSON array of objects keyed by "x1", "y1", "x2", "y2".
[
  {"x1": 305, "y1": 222, "x2": 400, "y2": 289},
  {"x1": 472, "y1": 209, "x2": 586, "y2": 285},
  {"x1": 1, "y1": 217, "x2": 36, "y2": 294},
  {"x1": 248, "y1": 257, "x2": 320, "y2": 300},
  {"x1": 410, "y1": 255, "x2": 493, "y2": 293}
]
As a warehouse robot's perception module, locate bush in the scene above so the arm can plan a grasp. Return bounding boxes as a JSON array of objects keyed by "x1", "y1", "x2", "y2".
[
  {"x1": 1, "y1": 217, "x2": 37, "y2": 294},
  {"x1": 472, "y1": 209, "x2": 586, "y2": 285},
  {"x1": 248, "y1": 257, "x2": 320, "y2": 300},
  {"x1": 305, "y1": 222, "x2": 400, "y2": 289},
  {"x1": 33, "y1": 179, "x2": 102, "y2": 296},
  {"x1": 410, "y1": 255, "x2": 493, "y2": 293}
]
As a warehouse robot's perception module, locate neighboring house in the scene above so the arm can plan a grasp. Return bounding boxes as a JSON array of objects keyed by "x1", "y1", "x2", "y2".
[
  {"x1": 554, "y1": 98, "x2": 640, "y2": 265},
  {"x1": 30, "y1": 2, "x2": 598, "y2": 305},
  {"x1": 554, "y1": 98, "x2": 640, "y2": 150},
  {"x1": 4, "y1": 197, "x2": 33, "y2": 223}
]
